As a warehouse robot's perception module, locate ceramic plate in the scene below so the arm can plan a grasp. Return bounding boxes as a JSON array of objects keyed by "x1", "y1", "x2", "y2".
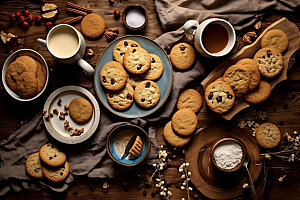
[
  {"x1": 185, "y1": 124, "x2": 262, "y2": 199},
  {"x1": 43, "y1": 86, "x2": 100, "y2": 144},
  {"x1": 106, "y1": 124, "x2": 150, "y2": 166},
  {"x1": 94, "y1": 35, "x2": 173, "y2": 118}
]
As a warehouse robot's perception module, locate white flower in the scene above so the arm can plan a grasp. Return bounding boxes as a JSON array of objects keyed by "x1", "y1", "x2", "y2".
[
  {"x1": 152, "y1": 163, "x2": 157, "y2": 167},
  {"x1": 242, "y1": 183, "x2": 249, "y2": 189},
  {"x1": 155, "y1": 184, "x2": 159, "y2": 187},
  {"x1": 159, "y1": 166, "x2": 163, "y2": 170},
  {"x1": 161, "y1": 181, "x2": 164, "y2": 185},
  {"x1": 156, "y1": 178, "x2": 160, "y2": 181},
  {"x1": 182, "y1": 182, "x2": 186, "y2": 186},
  {"x1": 164, "y1": 188, "x2": 167, "y2": 191},
  {"x1": 185, "y1": 163, "x2": 189, "y2": 166},
  {"x1": 179, "y1": 168, "x2": 183, "y2": 172},
  {"x1": 186, "y1": 178, "x2": 190, "y2": 181},
  {"x1": 188, "y1": 171, "x2": 192, "y2": 176},
  {"x1": 167, "y1": 191, "x2": 172, "y2": 196},
  {"x1": 188, "y1": 187, "x2": 193, "y2": 191},
  {"x1": 181, "y1": 174, "x2": 185, "y2": 179},
  {"x1": 181, "y1": 186, "x2": 185, "y2": 190},
  {"x1": 182, "y1": 163, "x2": 186, "y2": 166},
  {"x1": 160, "y1": 145, "x2": 163, "y2": 148},
  {"x1": 182, "y1": 198, "x2": 185, "y2": 200}
]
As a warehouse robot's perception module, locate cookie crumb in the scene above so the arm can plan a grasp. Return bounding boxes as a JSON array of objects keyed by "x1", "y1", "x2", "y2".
[
  {"x1": 57, "y1": 99, "x2": 62, "y2": 106},
  {"x1": 59, "y1": 112, "x2": 65, "y2": 120},
  {"x1": 53, "y1": 109, "x2": 59, "y2": 115}
]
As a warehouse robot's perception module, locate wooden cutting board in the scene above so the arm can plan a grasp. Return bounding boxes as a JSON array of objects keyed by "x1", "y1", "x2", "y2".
[
  {"x1": 185, "y1": 123, "x2": 262, "y2": 200},
  {"x1": 201, "y1": 17, "x2": 300, "y2": 120}
]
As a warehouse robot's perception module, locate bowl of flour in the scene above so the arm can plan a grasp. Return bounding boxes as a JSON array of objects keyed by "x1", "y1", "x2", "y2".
[{"x1": 211, "y1": 138, "x2": 245, "y2": 172}]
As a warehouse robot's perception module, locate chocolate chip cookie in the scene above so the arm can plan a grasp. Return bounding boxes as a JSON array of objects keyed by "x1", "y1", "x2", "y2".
[
  {"x1": 42, "y1": 161, "x2": 70, "y2": 182},
  {"x1": 134, "y1": 80, "x2": 160, "y2": 109},
  {"x1": 261, "y1": 29, "x2": 289, "y2": 53},
  {"x1": 127, "y1": 74, "x2": 143, "y2": 90},
  {"x1": 69, "y1": 97, "x2": 93, "y2": 124},
  {"x1": 113, "y1": 40, "x2": 140, "y2": 65},
  {"x1": 142, "y1": 54, "x2": 164, "y2": 80},
  {"x1": 170, "y1": 43, "x2": 195, "y2": 70},
  {"x1": 245, "y1": 81, "x2": 271, "y2": 104},
  {"x1": 107, "y1": 83, "x2": 134, "y2": 110},
  {"x1": 177, "y1": 89, "x2": 202, "y2": 113},
  {"x1": 26, "y1": 152, "x2": 43, "y2": 178},
  {"x1": 256, "y1": 123, "x2": 281, "y2": 149},
  {"x1": 223, "y1": 64, "x2": 251, "y2": 97},
  {"x1": 124, "y1": 47, "x2": 151, "y2": 74},
  {"x1": 39, "y1": 143, "x2": 66, "y2": 167},
  {"x1": 100, "y1": 61, "x2": 127, "y2": 91},
  {"x1": 204, "y1": 80, "x2": 235, "y2": 114},
  {"x1": 163, "y1": 121, "x2": 191, "y2": 147},
  {"x1": 254, "y1": 47, "x2": 284, "y2": 78},
  {"x1": 171, "y1": 109, "x2": 197, "y2": 136}
]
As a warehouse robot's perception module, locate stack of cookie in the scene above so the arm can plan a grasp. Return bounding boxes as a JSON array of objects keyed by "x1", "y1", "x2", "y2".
[
  {"x1": 5, "y1": 55, "x2": 46, "y2": 98},
  {"x1": 100, "y1": 39, "x2": 164, "y2": 110},
  {"x1": 26, "y1": 143, "x2": 69, "y2": 182},
  {"x1": 163, "y1": 89, "x2": 201, "y2": 147},
  {"x1": 205, "y1": 29, "x2": 288, "y2": 114}
]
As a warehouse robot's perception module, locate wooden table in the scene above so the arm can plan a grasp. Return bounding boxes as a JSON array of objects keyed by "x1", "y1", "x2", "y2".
[{"x1": 0, "y1": 0, "x2": 300, "y2": 199}]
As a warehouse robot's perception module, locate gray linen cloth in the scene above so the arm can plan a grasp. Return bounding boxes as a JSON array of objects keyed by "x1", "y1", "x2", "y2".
[{"x1": 1, "y1": 0, "x2": 299, "y2": 196}]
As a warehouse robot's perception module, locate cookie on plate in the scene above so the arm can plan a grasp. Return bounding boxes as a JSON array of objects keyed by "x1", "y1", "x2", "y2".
[
  {"x1": 223, "y1": 64, "x2": 251, "y2": 97},
  {"x1": 39, "y1": 143, "x2": 66, "y2": 167},
  {"x1": 124, "y1": 47, "x2": 151, "y2": 74},
  {"x1": 171, "y1": 108, "x2": 197, "y2": 136},
  {"x1": 245, "y1": 81, "x2": 271, "y2": 104},
  {"x1": 5, "y1": 61, "x2": 29, "y2": 91},
  {"x1": 113, "y1": 40, "x2": 140, "y2": 65},
  {"x1": 26, "y1": 152, "x2": 43, "y2": 178},
  {"x1": 16, "y1": 72, "x2": 38, "y2": 98},
  {"x1": 177, "y1": 89, "x2": 202, "y2": 113},
  {"x1": 106, "y1": 83, "x2": 134, "y2": 110},
  {"x1": 261, "y1": 29, "x2": 288, "y2": 53},
  {"x1": 256, "y1": 123, "x2": 281, "y2": 149},
  {"x1": 134, "y1": 80, "x2": 160, "y2": 109},
  {"x1": 80, "y1": 13, "x2": 105, "y2": 39},
  {"x1": 35, "y1": 61, "x2": 47, "y2": 93},
  {"x1": 100, "y1": 61, "x2": 127, "y2": 91},
  {"x1": 69, "y1": 97, "x2": 93, "y2": 124},
  {"x1": 254, "y1": 47, "x2": 283, "y2": 78},
  {"x1": 15, "y1": 56, "x2": 38, "y2": 75},
  {"x1": 170, "y1": 43, "x2": 195, "y2": 70},
  {"x1": 163, "y1": 121, "x2": 191, "y2": 147},
  {"x1": 142, "y1": 54, "x2": 164, "y2": 80},
  {"x1": 127, "y1": 74, "x2": 143, "y2": 90},
  {"x1": 204, "y1": 80, "x2": 235, "y2": 114},
  {"x1": 42, "y1": 161, "x2": 70, "y2": 183}
]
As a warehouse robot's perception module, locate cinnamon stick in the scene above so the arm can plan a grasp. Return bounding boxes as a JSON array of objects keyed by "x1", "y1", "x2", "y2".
[
  {"x1": 67, "y1": 7, "x2": 87, "y2": 16},
  {"x1": 59, "y1": 16, "x2": 83, "y2": 24},
  {"x1": 67, "y1": 2, "x2": 93, "y2": 13}
]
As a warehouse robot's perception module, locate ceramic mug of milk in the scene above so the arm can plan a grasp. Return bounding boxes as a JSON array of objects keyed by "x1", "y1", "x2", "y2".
[
  {"x1": 37, "y1": 24, "x2": 94, "y2": 76},
  {"x1": 183, "y1": 18, "x2": 236, "y2": 58}
]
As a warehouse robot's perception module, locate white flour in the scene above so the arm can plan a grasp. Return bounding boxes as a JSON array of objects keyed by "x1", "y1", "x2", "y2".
[{"x1": 213, "y1": 140, "x2": 243, "y2": 170}]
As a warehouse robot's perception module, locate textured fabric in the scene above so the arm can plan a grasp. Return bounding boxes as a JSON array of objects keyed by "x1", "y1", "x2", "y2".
[{"x1": 1, "y1": 0, "x2": 299, "y2": 195}]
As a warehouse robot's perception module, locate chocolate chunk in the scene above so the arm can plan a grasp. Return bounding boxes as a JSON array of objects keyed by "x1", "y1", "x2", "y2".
[
  {"x1": 102, "y1": 76, "x2": 107, "y2": 83},
  {"x1": 60, "y1": 172, "x2": 63, "y2": 176},
  {"x1": 137, "y1": 64, "x2": 142, "y2": 70},
  {"x1": 208, "y1": 92, "x2": 213, "y2": 100},
  {"x1": 151, "y1": 58, "x2": 156, "y2": 63},
  {"x1": 216, "y1": 96, "x2": 222, "y2": 102},
  {"x1": 49, "y1": 157, "x2": 53, "y2": 160},
  {"x1": 227, "y1": 94, "x2": 233, "y2": 99},
  {"x1": 126, "y1": 94, "x2": 132, "y2": 100},
  {"x1": 117, "y1": 48, "x2": 120, "y2": 51},
  {"x1": 131, "y1": 44, "x2": 138, "y2": 47},
  {"x1": 141, "y1": 98, "x2": 145, "y2": 102},
  {"x1": 120, "y1": 52, "x2": 125, "y2": 56},
  {"x1": 111, "y1": 78, "x2": 115, "y2": 85},
  {"x1": 132, "y1": 49, "x2": 136, "y2": 53},
  {"x1": 54, "y1": 154, "x2": 56, "y2": 157},
  {"x1": 124, "y1": 41, "x2": 128, "y2": 46},
  {"x1": 145, "y1": 82, "x2": 150, "y2": 88},
  {"x1": 51, "y1": 144, "x2": 54, "y2": 148},
  {"x1": 34, "y1": 168, "x2": 40, "y2": 173},
  {"x1": 267, "y1": 50, "x2": 272, "y2": 58},
  {"x1": 180, "y1": 45, "x2": 186, "y2": 51},
  {"x1": 258, "y1": 60, "x2": 261, "y2": 64},
  {"x1": 47, "y1": 144, "x2": 50, "y2": 147},
  {"x1": 109, "y1": 94, "x2": 113, "y2": 98}
]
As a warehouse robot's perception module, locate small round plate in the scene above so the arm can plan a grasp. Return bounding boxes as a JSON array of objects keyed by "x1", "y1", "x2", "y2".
[
  {"x1": 106, "y1": 124, "x2": 150, "y2": 166},
  {"x1": 43, "y1": 86, "x2": 100, "y2": 144},
  {"x1": 94, "y1": 35, "x2": 173, "y2": 118}
]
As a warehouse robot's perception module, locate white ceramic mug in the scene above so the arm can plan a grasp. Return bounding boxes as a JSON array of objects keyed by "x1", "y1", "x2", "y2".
[
  {"x1": 37, "y1": 24, "x2": 94, "y2": 76},
  {"x1": 183, "y1": 18, "x2": 236, "y2": 58}
]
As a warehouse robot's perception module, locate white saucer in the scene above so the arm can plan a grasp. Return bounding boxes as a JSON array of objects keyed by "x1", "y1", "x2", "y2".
[{"x1": 43, "y1": 86, "x2": 100, "y2": 144}]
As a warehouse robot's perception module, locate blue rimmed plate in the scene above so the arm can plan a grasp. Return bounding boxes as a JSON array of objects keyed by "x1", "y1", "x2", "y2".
[
  {"x1": 94, "y1": 35, "x2": 173, "y2": 118},
  {"x1": 106, "y1": 124, "x2": 150, "y2": 166}
]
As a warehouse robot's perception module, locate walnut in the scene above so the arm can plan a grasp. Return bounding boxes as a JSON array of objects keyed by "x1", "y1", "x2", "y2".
[
  {"x1": 254, "y1": 21, "x2": 262, "y2": 30},
  {"x1": 59, "y1": 112, "x2": 65, "y2": 120},
  {"x1": 64, "y1": 120, "x2": 70, "y2": 129},
  {"x1": 53, "y1": 109, "x2": 59, "y2": 115},
  {"x1": 243, "y1": 31, "x2": 257, "y2": 45},
  {"x1": 107, "y1": 27, "x2": 119, "y2": 34},
  {"x1": 64, "y1": 104, "x2": 69, "y2": 111},
  {"x1": 105, "y1": 31, "x2": 118, "y2": 42},
  {"x1": 87, "y1": 49, "x2": 94, "y2": 56}
]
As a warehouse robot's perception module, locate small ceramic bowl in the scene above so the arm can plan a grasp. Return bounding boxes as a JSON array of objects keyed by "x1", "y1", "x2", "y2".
[
  {"x1": 122, "y1": 4, "x2": 148, "y2": 31},
  {"x1": 106, "y1": 124, "x2": 150, "y2": 166},
  {"x1": 211, "y1": 138, "x2": 246, "y2": 172},
  {"x1": 2, "y1": 49, "x2": 49, "y2": 102}
]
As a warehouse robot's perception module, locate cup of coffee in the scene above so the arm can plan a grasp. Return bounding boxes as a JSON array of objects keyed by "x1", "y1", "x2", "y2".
[
  {"x1": 37, "y1": 24, "x2": 94, "y2": 76},
  {"x1": 183, "y1": 18, "x2": 236, "y2": 58}
]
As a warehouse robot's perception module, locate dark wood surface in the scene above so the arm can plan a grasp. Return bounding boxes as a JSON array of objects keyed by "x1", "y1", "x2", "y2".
[{"x1": 0, "y1": 0, "x2": 300, "y2": 199}]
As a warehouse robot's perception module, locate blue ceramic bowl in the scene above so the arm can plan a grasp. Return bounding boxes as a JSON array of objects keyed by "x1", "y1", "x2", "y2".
[
  {"x1": 94, "y1": 35, "x2": 173, "y2": 118},
  {"x1": 106, "y1": 124, "x2": 150, "y2": 166}
]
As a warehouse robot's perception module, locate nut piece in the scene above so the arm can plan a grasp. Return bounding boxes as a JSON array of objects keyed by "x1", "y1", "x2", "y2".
[
  {"x1": 254, "y1": 21, "x2": 262, "y2": 30},
  {"x1": 57, "y1": 98, "x2": 62, "y2": 106},
  {"x1": 107, "y1": 27, "x2": 119, "y2": 34},
  {"x1": 53, "y1": 109, "x2": 59, "y2": 115},
  {"x1": 59, "y1": 112, "x2": 65, "y2": 120},
  {"x1": 87, "y1": 48, "x2": 94, "y2": 56},
  {"x1": 105, "y1": 31, "x2": 118, "y2": 42},
  {"x1": 243, "y1": 31, "x2": 257, "y2": 45}
]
